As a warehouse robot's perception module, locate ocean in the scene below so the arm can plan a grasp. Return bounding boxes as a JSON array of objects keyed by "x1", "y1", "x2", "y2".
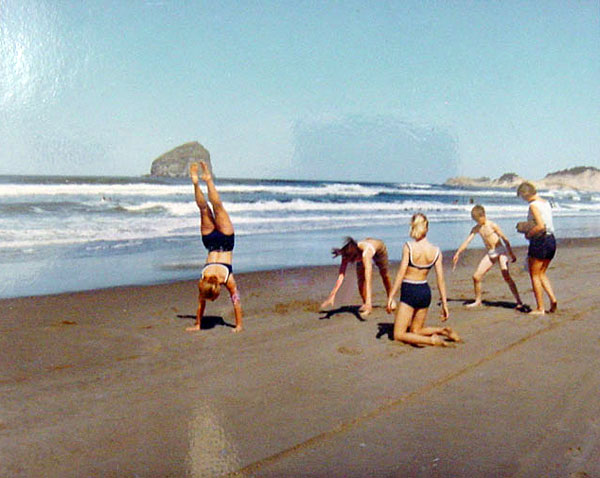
[{"x1": 1, "y1": 174, "x2": 599, "y2": 298}]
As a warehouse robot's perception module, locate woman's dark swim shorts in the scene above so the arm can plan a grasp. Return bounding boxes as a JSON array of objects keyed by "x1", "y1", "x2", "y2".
[
  {"x1": 202, "y1": 230, "x2": 235, "y2": 252},
  {"x1": 400, "y1": 281, "x2": 432, "y2": 309},
  {"x1": 528, "y1": 233, "x2": 556, "y2": 261}
]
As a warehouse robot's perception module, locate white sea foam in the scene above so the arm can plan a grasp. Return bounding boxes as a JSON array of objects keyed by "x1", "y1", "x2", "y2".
[
  {"x1": 0, "y1": 177, "x2": 599, "y2": 258},
  {"x1": 0, "y1": 181, "x2": 518, "y2": 200},
  {"x1": 0, "y1": 183, "x2": 190, "y2": 198}
]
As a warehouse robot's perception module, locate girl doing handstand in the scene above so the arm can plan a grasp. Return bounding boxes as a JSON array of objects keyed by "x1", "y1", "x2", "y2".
[{"x1": 186, "y1": 162, "x2": 242, "y2": 332}]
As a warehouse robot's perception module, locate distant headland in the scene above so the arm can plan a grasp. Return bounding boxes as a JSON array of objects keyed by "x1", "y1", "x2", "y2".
[
  {"x1": 445, "y1": 166, "x2": 600, "y2": 192},
  {"x1": 150, "y1": 142, "x2": 213, "y2": 178}
]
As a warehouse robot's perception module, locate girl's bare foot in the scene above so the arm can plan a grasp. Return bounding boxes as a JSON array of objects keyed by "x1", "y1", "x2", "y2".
[
  {"x1": 232, "y1": 326, "x2": 243, "y2": 333},
  {"x1": 199, "y1": 161, "x2": 212, "y2": 182},
  {"x1": 431, "y1": 334, "x2": 449, "y2": 346},
  {"x1": 186, "y1": 325, "x2": 201, "y2": 331},
  {"x1": 549, "y1": 301, "x2": 558, "y2": 313},
  {"x1": 465, "y1": 300, "x2": 482, "y2": 308},
  {"x1": 529, "y1": 309, "x2": 545, "y2": 316},
  {"x1": 442, "y1": 327, "x2": 461, "y2": 342},
  {"x1": 189, "y1": 163, "x2": 199, "y2": 184}
]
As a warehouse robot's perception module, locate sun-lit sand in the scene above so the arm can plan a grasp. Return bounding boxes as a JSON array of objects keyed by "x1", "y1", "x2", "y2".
[{"x1": 1, "y1": 238, "x2": 599, "y2": 477}]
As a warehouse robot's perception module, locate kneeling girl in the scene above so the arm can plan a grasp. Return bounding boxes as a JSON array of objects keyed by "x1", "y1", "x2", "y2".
[{"x1": 386, "y1": 213, "x2": 459, "y2": 346}]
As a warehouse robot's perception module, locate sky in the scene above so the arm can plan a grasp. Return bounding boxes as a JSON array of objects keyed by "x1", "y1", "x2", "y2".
[{"x1": 0, "y1": 0, "x2": 598, "y2": 183}]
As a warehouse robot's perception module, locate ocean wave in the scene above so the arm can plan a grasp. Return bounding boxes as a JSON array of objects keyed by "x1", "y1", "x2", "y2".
[
  {"x1": 0, "y1": 183, "x2": 191, "y2": 198},
  {"x1": 0, "y1": 180, "x2": 519, "y2": 200},
  {"x1": 116, "y1": 201, "x2": 194, "y2": 216},
  {"x1": 225, "y1": 199, "x2": 530, "y2": 214}
]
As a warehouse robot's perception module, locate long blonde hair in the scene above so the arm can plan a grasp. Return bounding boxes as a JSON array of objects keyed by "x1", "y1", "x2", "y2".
[{"x1": 409, "y1": 213, "x2": 429, "y2": 240}]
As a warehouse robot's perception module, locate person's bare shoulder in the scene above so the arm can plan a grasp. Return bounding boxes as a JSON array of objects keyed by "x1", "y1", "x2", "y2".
[{"x1": 488, "y1": 220, "x2": 502, "y2": 231}]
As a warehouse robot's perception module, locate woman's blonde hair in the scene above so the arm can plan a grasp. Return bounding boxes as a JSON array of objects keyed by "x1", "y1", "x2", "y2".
[
  {"x1": 199, "y1": 276, "x2": 221, "y2": 301},
  {"x1": 517, "y1": 181, "x2": 537, "y2": 197},
  {"x1": 409, "y1": 213, "x2": 429, "y2": 240}
]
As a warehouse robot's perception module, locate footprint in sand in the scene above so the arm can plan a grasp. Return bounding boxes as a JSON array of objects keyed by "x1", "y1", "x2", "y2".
[
  {"x1": 569, "y1": 472, "x2": 589, "y2": 478},
  {"x1": 337, "y1": 346, "x2": 363, "y2": 356},
  {"x1": 566, "y1": 446, "x2": 582, "y2": 458}
]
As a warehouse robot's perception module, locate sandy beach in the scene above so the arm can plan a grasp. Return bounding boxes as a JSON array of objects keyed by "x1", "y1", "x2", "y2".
[{"x1": 1, "y1": 237, "x2": 599, "y2": 477}]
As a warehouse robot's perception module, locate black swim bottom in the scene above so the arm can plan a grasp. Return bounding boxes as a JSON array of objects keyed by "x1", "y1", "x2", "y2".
[
  {"x1": 400, "y1": 281, "x2": 432, "y2": 309},
  {"x1": 528, "y1": 234, "x2": 556, "y2": 261},
  {"x1": 202, "y1": 230, "x2": 235, "y2": 252}
]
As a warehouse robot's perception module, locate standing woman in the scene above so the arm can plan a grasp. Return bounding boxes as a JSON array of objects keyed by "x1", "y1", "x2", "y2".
[
  {"x1": 386, "y1": 214, "x2": 460, "y2": 346},
  {"x1": 187, "y1": 161, "x2": 243, "y2": 332},
  {"x1": 516, "y1": 181, "x2": 558, "y2": 315}
]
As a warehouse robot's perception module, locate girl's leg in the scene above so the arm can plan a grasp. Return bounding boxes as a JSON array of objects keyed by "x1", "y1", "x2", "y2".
[
  {"x1": 394, "y1": 304, "x2": 447, "y2": 346},
  {"x1": 378, "y1": 265, "x2": 396, "y2": 309},
  {"x1": 356, "y1": 261, "x2": 367, "y2": 303},
  {"x1": 528, "y1": 257, "x2": 545, "y2": 314},
  {"x1": 190, "y1": 163, "x2": 216, "y2": 235},
  {"x1": 499, "y1": 257, "x2": 522, "y2": 305},
  {"x1": 539, "y1": 259, "x2": 558, "y2": 312},
  {"x1": 200, "y1": 161, "x2": 234, "y2": 235},
  {"x1": 410, "y1": 308, "x2": 446, "y2": 337},
  {"x1": 467, "y1": 255, "x2": 494, "y2": 307},
  {"x1": 378, "y1": 265, "x2": 393, "y2": 296}
]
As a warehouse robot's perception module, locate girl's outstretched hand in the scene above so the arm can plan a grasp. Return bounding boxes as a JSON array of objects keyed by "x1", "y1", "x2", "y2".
[
  {"x1": 320, "y1": 298, "x2": 334, "y2": 310},
  {"x1": 452, "y1": 252, "x2": 460, "y2": 270},
  {"x1": 386, "y1": 297, "x2": 397, "y2": 314},
  {"x1": 440, "y1": 303, "x2": 449, "y2": 321}
]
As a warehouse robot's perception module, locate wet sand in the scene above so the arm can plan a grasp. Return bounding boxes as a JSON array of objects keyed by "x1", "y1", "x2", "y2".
[{"x1": 1, "y1": 237, "x2": 599, "y2": 477}]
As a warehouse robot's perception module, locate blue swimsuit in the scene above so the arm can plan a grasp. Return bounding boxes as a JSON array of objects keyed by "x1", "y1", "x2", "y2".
[
  {"x1": 202, "y1": 230, "x2": 235, "y2": 252},
  {"x1": 400, "y1": 243, "x2": 439, "y2": 309}
]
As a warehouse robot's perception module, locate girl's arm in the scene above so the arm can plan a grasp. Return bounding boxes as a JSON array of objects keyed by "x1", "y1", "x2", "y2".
[
  {"x1": 321, "y1": 259, "x2": 349, "y2": 308},
  {"x1": 387, "y1": 244, "x2": 410, "y2": 312},
  {"x1": 187, "y1": 297, "x2": 206, "y2": 331},
  {"x1": 452, "y1": 230, "x2": 476, "y2": 269},
  {"x1": 526, "y1": 203, "x2": 546, "y2": 239},
  {"x1": 493, "y1": 222, "x2": 517, "y2": 261},
  {"x1": 226, "y1": 276, "x2": 243, "y2": 332},
  {"x1": 434, "y1": 251, "x2": 449, "y2": 321}
]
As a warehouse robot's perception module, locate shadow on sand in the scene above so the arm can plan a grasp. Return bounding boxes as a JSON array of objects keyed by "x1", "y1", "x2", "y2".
[
  {"x1": 318, "y1": 305, "x2": 366, "y2": 322},
  {"x1": 447, "y1": 298, "x2": 531, "y2": 312},
  {"x1": 177, "y1": 314, "x2": 234, "y2": 330},
  {"x1": 376, "y1": 322, "x2": 394, "y2": 340}
]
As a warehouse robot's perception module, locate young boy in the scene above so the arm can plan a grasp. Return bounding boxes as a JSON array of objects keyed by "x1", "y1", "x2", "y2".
[{"x1": 453, "y1": 205, "x2": 524, "y2": 309}]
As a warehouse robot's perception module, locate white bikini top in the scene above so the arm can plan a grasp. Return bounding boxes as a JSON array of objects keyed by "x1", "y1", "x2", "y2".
[
  {"x1": 360, "y1": 241, "x2": 377, "y2": 256},
  {"x1": 201, "y1": 262, "x2": 232, "y2": 283},
  {"x1": 406, "y1": 242, "x2": 440, "y2": 270}
]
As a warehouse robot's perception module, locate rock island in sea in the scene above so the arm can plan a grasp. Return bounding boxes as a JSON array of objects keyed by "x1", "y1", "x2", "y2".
[{"x1": 150, "y1": 141, "x2": 214, "y2": 177}]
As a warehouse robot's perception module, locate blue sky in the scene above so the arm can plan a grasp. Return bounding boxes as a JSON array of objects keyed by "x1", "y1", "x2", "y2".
[{"x1": 1, "y1": 0, "x2": 598, "y2": 182}]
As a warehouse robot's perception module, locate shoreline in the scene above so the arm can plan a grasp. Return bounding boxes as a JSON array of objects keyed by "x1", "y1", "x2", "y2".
[{"x1": 2, "y1": 234, "x2": 597, "y2": 302}]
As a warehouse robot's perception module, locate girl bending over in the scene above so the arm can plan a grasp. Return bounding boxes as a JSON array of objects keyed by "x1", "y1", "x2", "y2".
[{"x1": 321, "y1": 237, "x2": 395, "y2": 317}]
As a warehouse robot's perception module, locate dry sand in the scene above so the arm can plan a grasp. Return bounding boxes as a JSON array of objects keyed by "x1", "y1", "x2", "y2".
[{"x1": 1, "y1": 238, "x2": 599, "y2": 477}]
